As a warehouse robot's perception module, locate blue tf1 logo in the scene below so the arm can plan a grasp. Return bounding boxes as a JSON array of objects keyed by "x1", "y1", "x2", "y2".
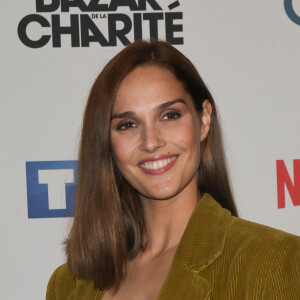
[
  {"x1": 26, "y1": 160, "x2": 77, "y2": 218},
  {"x1": 284, "y1": 0, "x2": 300, "y2": 25}
]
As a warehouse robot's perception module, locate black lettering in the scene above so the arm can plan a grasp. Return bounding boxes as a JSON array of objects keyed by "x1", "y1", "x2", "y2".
[
  {"x1": 143, "y1": 13, "x2": 163, "y2": 40},
  {"x1": 61, "y1": 0, "x2": 88, "y2": 12},
  {"x1": 36, "y1": 0, "x2": 60, "y2": 12},
  {"x1": 137, "y1": 0, "x2": 162, "y2": 10},
  {"x1": 88, "y1": 0, "x2": 109, "y2": 11},
  {"x1": 133, "y1": 13, "x2": 142, "y2": 40},
  {"x1": 109, "y1": 0, "x2": 139, "y2": 11},
  {"x1": 52, "y1": 14, "x2": 80, "y2": 47},
  {"x1": 108, "y1": 13, "x2": 132, "y2": 46},
  {"x1": 168, "y1": 1, "x2": 180, "y2": 10},
  {"x1": 80, "y1": 14, "x2": 109, "y2": 47},
  {"x1": 17, "y1": 14, "x2": 51, "y2": 48},
  {"x1": 165, "y1": 12, "x2": 183, "y2": 45}
]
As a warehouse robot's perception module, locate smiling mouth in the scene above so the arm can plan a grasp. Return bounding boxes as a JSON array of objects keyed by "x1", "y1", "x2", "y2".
[
  {"x1": 139, "y1": 156, "x2": 178, "y2": 170},
  {"x1": 138, "y1": 155, "x2": 179, "y2": 175}
]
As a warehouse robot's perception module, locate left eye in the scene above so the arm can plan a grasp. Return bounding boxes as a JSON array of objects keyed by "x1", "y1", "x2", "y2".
[{"x1": 162, "y1": 112, "x2": 181, "y2": 120}]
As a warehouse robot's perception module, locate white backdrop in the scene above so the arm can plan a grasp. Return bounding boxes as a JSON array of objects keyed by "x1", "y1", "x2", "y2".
[{"x1": 1, "y1": 1, "x2": 299, "y2": 299}]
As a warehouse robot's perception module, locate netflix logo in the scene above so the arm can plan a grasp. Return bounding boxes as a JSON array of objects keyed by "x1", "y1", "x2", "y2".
[{"x1": 276, "y1": 159, "x2": 300, "y2": 209}]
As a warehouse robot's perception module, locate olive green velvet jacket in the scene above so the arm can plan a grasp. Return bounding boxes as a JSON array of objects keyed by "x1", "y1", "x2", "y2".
[{"x1": 46, "y1": 194, "x2": 300, "y2": 299}]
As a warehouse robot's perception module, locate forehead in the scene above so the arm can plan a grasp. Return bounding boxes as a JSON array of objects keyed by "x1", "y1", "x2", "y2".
[{"x1": 113, "y1": 65, "x2": 193, "y2": 112}]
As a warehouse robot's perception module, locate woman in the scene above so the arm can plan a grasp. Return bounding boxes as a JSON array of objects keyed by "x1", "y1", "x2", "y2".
[{"x1": 46, "y1": 40, "x2": 300, "y2": 299}]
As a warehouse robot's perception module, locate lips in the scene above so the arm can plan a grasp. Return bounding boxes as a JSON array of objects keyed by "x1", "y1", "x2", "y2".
[{"x1": 138, "y1": 154, "x2": 179, "y2": 175}]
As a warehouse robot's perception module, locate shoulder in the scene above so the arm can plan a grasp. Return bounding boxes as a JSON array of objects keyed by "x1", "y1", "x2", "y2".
[
  {"x1": 228, "y1": 215, "x2": 300, "y2": 251},
  {"x1": 46, "y1": 264, "x2": 102, "y2": 300},
  {"x1": 46, "y1": 264, "x2": 76, "y2": 300},
  {"x1": 224, "y1": 216, "x2": 300, "y2": 295},
  {"x1": 202, "y1": 213, "x2": 300, "y2": 297}
]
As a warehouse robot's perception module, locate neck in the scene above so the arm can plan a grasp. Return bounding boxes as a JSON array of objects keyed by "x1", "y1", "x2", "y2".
[{"x1": 140, "y1": 186, "x2": 200, "y2": 257}]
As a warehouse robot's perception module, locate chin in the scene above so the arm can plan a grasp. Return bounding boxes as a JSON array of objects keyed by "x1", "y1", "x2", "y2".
[{"x1": 140, "y1": 187, "x2": 182, "y2": 201}]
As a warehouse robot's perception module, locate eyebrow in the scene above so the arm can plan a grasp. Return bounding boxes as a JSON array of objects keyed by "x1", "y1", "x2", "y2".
[{"x1": 110, "y1": 99, "x2": 187, "y2": 121}]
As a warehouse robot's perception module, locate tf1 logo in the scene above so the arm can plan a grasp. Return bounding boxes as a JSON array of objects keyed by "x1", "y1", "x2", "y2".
[{"x1": 26, "y1": 160, "x2": 77, "y2": 218}]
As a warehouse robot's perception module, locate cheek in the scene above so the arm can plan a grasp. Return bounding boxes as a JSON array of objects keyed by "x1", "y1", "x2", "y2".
[
  {"x1": 110, "y1": 134, "x2": 136, "y2": 168},
  {"x1": 169, "y1": 120, "x2": 201, "y2": 150},
  {"x1": 111, "y1": 136, "x2": 125, "y2": 165}
]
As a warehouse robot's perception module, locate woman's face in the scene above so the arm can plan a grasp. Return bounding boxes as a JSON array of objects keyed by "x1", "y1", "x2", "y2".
[{"x1": 110, "y1": 65, "x2": 206, "y2": 202}]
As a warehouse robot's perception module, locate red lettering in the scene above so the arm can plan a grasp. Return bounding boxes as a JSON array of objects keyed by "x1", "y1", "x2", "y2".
[{"x1": 276, "y1": 160, "x2": 300, "y2": 208}]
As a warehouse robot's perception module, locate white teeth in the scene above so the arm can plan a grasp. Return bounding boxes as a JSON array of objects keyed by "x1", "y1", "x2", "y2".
[
  {"x1": 140, "y1": 156, "x2": 177, "y2": 170},
  {"x1": 157, "y1": 160, "x2": 164, "y2": 169}
]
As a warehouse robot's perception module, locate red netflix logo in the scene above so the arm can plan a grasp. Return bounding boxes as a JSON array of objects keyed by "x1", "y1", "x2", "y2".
[{"x1": 276, "y1": 160, "x2": 300, "y2": 209}]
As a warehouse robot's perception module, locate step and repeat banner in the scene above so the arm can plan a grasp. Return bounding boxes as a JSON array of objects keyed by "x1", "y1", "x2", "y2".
[{"x1": 1, "y1": 1, "x2": 299, "y2": 299}]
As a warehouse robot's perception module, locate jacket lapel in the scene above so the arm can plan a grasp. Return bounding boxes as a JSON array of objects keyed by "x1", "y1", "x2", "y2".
[
  {"x1": 157, "y1": 194, "x2": 232, "y2": 299},
  {"x1": 157, "y1": 262, "x2": 211, "y2": 299}
]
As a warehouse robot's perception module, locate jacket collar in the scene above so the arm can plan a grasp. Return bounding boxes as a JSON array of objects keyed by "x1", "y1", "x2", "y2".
[{"x1": 157, "y1": 193, "x2": 232, "y2": 299}]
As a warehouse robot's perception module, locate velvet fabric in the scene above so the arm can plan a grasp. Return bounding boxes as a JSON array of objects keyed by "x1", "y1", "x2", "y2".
[{"x1": 46, "y1": 194, "x2": 300, "y2": 299}]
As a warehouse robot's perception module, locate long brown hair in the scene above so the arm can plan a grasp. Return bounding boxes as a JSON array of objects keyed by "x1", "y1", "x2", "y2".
[{"x1": 65, "y1": 40, "x2": 238, "y2": 291}]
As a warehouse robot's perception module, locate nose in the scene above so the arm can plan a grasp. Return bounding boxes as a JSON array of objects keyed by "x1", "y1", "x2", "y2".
[{"x1": 139, "y1": 123, "x2": 166, "y2": 153}]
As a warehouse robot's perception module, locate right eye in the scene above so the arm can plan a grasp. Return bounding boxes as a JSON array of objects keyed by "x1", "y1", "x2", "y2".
[
  {"x1": 161, "y1": 111, "x2": 181, "y2": 120},
  {"x1": 117, "y1": 121, "x2": 137, "y2": 130}
]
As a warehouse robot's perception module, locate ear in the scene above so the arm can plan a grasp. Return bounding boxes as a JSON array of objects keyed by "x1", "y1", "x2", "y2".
[{"x1": 200, "y1": 100, "x2": 212, "y2": 142}]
